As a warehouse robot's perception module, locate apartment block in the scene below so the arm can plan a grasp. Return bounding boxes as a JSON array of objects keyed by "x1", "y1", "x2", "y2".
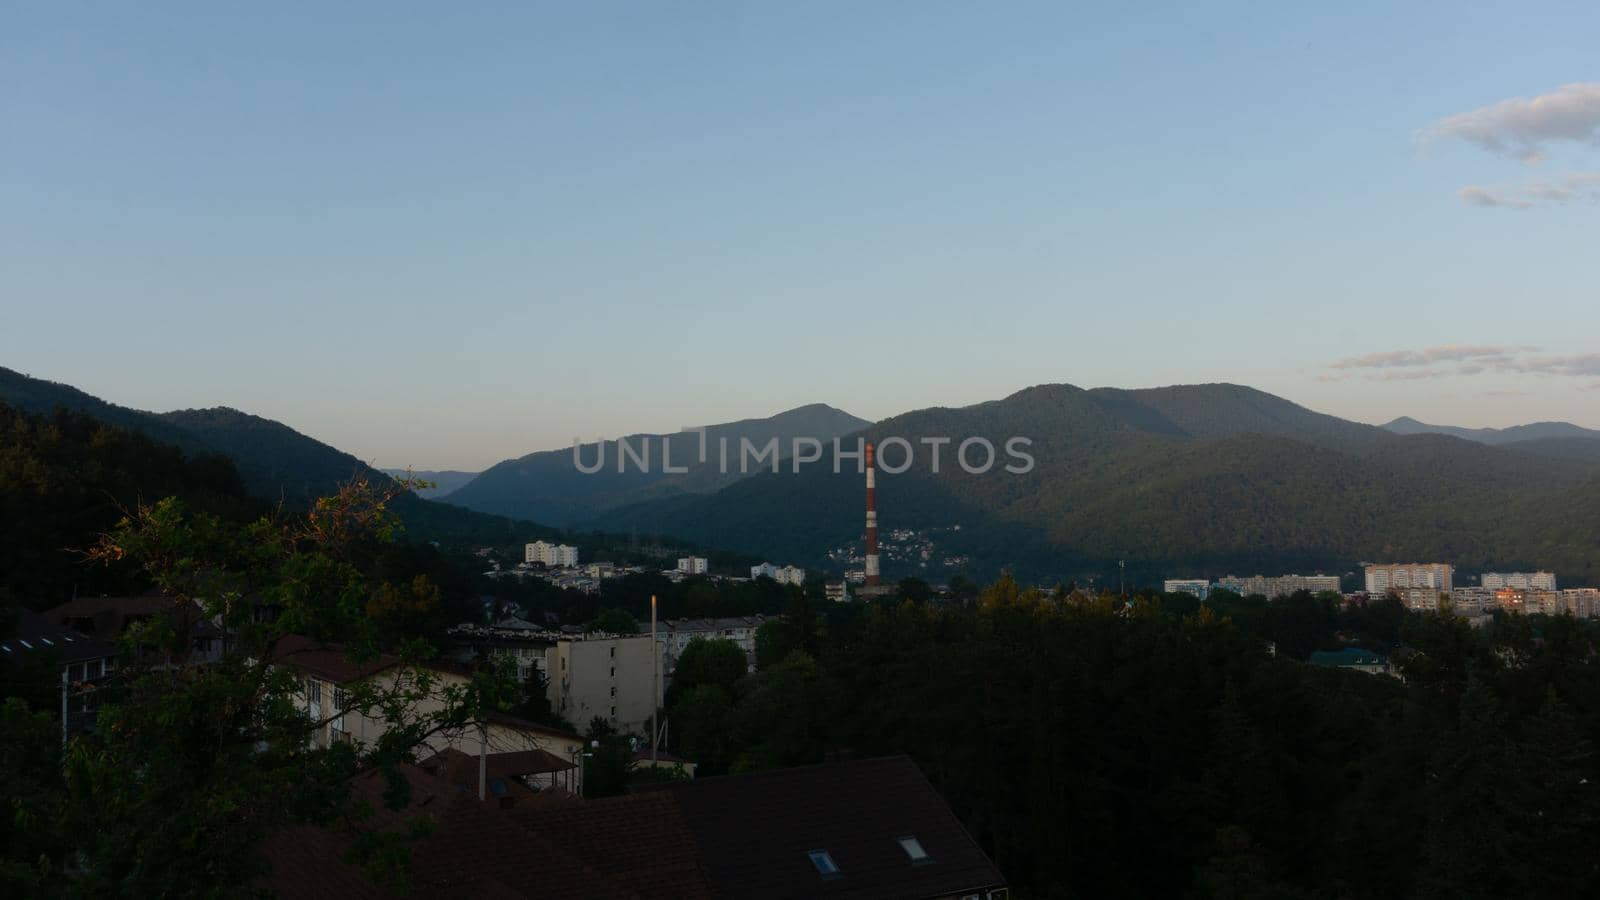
[
  {"x1": 1481, "y1": 571, "x2": 1558, "y2": 591},
  {"x1": 1364, "y1": 563, "x2": 1454, "y2": 594}
]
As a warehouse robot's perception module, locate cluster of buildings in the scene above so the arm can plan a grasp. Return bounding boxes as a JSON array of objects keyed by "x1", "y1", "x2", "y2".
[
  {"x1": 1165, "y1": 563, "x2": 1598, "y2": 625},
  {"x1": 1162, "y1": 574, "x2": 1341, "y2": 601},
  {"x1": 750, "y1": 561, "x2": 806, "y2": 585},
  {"x1": 524, "y1": 540, "x2": 580, "y2": 568}
]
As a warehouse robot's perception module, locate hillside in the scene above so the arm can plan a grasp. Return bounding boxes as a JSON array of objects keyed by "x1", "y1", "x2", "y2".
[
  {"x1": 0, "y1": 368, "x2": 553, "y2": 549},
  {"x1": 441, "y1": 403, "x2": 870, "y2": 526},
  {"x1": 594, "y1": 383, "x2": 1600, "y2": 587},
  {"x1": 378, "y1": 469, "x2": 479, "y2": 498}
]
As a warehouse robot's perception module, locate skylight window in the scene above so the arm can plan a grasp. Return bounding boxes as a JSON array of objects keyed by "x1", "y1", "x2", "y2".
[
  {"x1": 899, "y1": 836, "x2": 930, "y2": 863},
  {"x1": 808, "y1": 850, "x2": 841, "y2": 878}
]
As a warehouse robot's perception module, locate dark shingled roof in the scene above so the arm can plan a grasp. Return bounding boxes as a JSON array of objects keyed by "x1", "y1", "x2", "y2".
[{"x1": 651, "y1": 755, "x2": 1006, "y2": 900}]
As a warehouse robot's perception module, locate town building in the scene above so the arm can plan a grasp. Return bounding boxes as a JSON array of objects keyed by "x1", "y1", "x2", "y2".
[
  {"x1": 1, "y1": 610, "x2": 115, "y2": 735},
  {"x1": 1309, "y1": 647, "x2": 1394, "y2": 676},
  {"x1": 676, "y1": 556, "x2": 709, "y2": 575},
  {"x1": 825, "y1": 580, "x2": 852, "y2": 603},
  {"x1": 775, "y1": 565, "x2": 807, "y2": 586},
  {"x1": 1215, "y1": 574, "x2": 1341, "y2": 599},
  {"x1": 750, "y1": 562, "x2": 780, "y2": 579},
  {"x1": 525, "y1": 540, "x2": 579, "y2": 568},
  {"x1": 1481, "y1": 571, "x2": 1558, "y2": 591},
  {"x1": 1365, "y1": 563, "x2": 1453, "y2": 594},
  {"x1": 1163, "y1": 579, "x2": 1210, "y2": 600},
  {"x1": 548, "y1": 633, "x2": 660, "y2": 734},
  {"x1": 274, "y1": 635, "x2": 591, "y2": 793}
]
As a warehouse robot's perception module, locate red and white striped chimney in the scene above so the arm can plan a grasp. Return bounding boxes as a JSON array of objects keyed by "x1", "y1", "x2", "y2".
[{"x1": 865, "y1": 441, "x2": 880, "y2": 586}]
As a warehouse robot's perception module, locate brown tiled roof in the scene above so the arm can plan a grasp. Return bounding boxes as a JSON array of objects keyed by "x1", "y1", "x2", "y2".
[
  {"x1": 487, "y1": 710, "x2": 583, "y2": 743},
  {"x1": 269, "y1": 635, "x2": 400, "y2": 684},
  {"x1": 510, "y1": 791, "x2": 713, "y2": 900},
  {"x1": 421, "y1": 747, "x2": 573, "y2": 786},
  {"x1": 261, "y1": 764, "x2": 638, "y2": 899}
]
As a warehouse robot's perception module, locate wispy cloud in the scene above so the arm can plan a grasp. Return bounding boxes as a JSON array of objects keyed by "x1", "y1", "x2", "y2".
[
  {"x1": 1457, "y1": 172, "x2": 1600, "y2": 209},
  {"x1": 1329, "y1": 345, "x2": 1525, "y2": 370},
  {"x1": 1328, "y1": 346, "x2": 1600, "y2": 382},
  {"x1": 1423, "y1": 83, "x2": 1600, "y2": 163}
]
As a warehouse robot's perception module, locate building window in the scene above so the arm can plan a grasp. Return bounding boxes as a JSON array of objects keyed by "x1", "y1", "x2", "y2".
[
  {"x1": 306, "y1": 678, "x2": 322, "y2": 703},
  {"x1": 609, "y1": 647, "x2": 615, "y2": 658},
  {"x1": 609, "y1": 706, "x2": 617, "y2": 718},
  {"x1": 610, "y1": 666, "x2": 615, "y2": 677},
  {"x1": 898, "y1": 836, "x2": 930, "y2": 864},
  {"x1": 808, "y1": 850, "x2": 841, "y2": 879},
  {"x1": 610, "y1": 686, "x2": 617, "y2": 697}
]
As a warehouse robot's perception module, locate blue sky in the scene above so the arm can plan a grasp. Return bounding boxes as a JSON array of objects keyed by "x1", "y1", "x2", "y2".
[{"x1": 3, "y1": 2, "x2": 1597, "y2": 469}]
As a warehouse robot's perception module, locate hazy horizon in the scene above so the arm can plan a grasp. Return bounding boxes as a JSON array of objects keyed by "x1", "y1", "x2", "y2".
[{"x1": 6, "y1": 4, "x2": 1598, "y2": 468}]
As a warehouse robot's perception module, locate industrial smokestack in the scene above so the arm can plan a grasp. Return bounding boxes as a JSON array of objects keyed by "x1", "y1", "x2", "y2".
[{"x1": 865, "y1": 441, "x2": 880, "y2": 586}]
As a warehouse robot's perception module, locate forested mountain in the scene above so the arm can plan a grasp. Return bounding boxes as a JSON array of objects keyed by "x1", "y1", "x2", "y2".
[
  {"x1": 0, "y1": 402, "x2": 263, "y2": 611},
  {"x1": 593, "y1": 383, "x2": 1600, "y2": 586},
  {"x1": 378, "y1": 469, "x2": 478, "y2": 498},
  {"x1": 441, "y1": 403, "x2": 869, "y2": 526},
  {"x1": 1383, "y1": 415, "x2": 1600, "y2": 444}
]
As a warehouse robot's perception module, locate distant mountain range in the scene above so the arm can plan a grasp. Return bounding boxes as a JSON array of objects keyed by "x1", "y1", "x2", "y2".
[
  {"x1": 7, "y1": 364, "x2": 1598, "y2": 587},
  {"x1": 583, "y1": 384, "x2": 1600, "y2": 586},
  {"x1": 441, "y1": 404, "x2": 870, "y2": 526},
  {"x1": 378, "y1": 469, "x2": 480, "y2": 499},
  {"x1": 1382, "y1": 415, "x2": 1600, "y2": 445}
]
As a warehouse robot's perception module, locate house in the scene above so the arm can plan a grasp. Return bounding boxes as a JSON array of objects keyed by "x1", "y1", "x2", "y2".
[
  {"x1": 420, "y1": 746, "x2": 578, "y2": 802},
  {"x1": 272, "y1": 635, "x2": 590, "y2": 793},
  {"x1": 657, "y1": 615, "x2": 771, "y2": 678},
  {"x1": 265, "y1": 755, "x2": 1007, "y2": 899},
  {"x1": 0, "y1": 610, "x2": 115, "y2": 734},
  {"x1": 41, "y1": 593, "x2": 225, "y2": 663},
  {"x1": 1308, "y1": 647, "x2": 1393, "y2": 676}
]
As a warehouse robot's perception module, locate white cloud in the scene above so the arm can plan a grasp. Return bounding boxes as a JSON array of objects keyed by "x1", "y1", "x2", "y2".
[
  {"x1": 1423, "y1": 83, "x2": 1600, "y2": 163},
  {"x1": 1457, "y1": 172, "x2": 1600, "y2": 209},
  {"x1": 1330, "y1": 345, "x2": 1523, "y2": 370}
]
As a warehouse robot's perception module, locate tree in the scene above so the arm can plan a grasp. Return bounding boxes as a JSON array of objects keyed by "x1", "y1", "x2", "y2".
[
  {"x1": 897, "y1": 577, "x2": 933, "y2": 604},
  {"x1": 26, "y1": 478, "x2": 505, "y2": 896},
  {"x1": 754, "y1": 619, "x2": 800, "y2": 670},
  {"x1": 588, "y1": 607, "x2": 638, "y2": 635},
  {"x1": 669, "y1": 638, "x2": 748, "y2": 701}
]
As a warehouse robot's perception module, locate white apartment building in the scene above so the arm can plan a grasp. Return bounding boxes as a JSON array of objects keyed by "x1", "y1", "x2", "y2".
[
  {"x1": 1364, "y1": 563, "x2": 1453, "y2": 594},
  {"x1": 750, "y1": 562, "x2": 780, "y2": 579},
  {"x1": 1215, "y1": 574, "x2": 1341, "y2": 599},
  {"x1": 1480, "y1": 571, "x2": 1558, "y2": 591},
  {"x1": 1163, "y1": 579, "x2": 1211, "y2": 600},
  {"x1": 775, "y1": 565, "x2": 806, "y2": 586},
  {"x1": 677, "y1": 557, "x2": 709, "y2": 575},
  {"x1": 526, "y1": 541, "x2": 579, "y2": 568},
  {"x1": 548, "y1": 634, "x2": 660, "y2": 735}
]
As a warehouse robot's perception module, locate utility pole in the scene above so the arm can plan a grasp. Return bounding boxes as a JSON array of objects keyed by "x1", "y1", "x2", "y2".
[
  {"x1": 1119, "y1": 559, "x2": 1126, "y2": 598},
  {"x1": 478, "y1": 719, "x2": 488, "y2": 801},
  {"x1": 60, "y1": 667, "x2": 69, "y2": 746},
  {"x1": 650, "y1": 594, "x2": 659, "y2": 765}
]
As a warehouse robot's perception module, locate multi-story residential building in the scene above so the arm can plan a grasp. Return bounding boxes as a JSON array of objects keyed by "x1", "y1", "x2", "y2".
[
  {"x1": 1481, "y1": 571, "x2": 1558, "y2": 591},
  {"x1": 1163, "y1": 579, "x2": 1210, "y2": 600},
  {"x1": 1215, "y1": 574, "x2": 1341, "y2": 599},
  {"x1": 525, "y1": 541, "x2": 579, "y2": 568},
  {"x1": 1397, "y1": 587, "x2": 1447, "y2": 611},
  {"x1": 1560, "y1": 589, "x2": 1600, "y2": 618},
  {"x1": 676, "y1": 556, "x2": 709, "y2": 575},
  {"x1": 825, "y1": 581, "x2": 852, "y2": 602},
  {"x1": 775, "y1": 565, "x2": 806, "y2": 586},
  {"x1": 548, "y1": 633, "x2": 660, "y2": 734},
  {"x1": 1365, "y1": 563, "x2": 1453, "y2": 594},
  {"x1": 276, "y1": 635, "x2": 589, "y2": 793},
  {"x1": 1444, "y1": 587, "x2": 1498, "y2": 616},
  {"x1": 750, "y1": 562, "x2": 780, "y2": 579}
]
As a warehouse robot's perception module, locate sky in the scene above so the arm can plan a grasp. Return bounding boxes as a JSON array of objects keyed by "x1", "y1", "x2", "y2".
[{"x1": 3, "y1": 2, "x2": 1598, "y2": 470}]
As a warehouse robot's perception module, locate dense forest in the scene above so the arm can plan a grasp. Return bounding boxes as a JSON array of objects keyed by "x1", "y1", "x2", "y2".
[{"x1": 661, "y1": 583, "x2": 1600, "y2": 899}]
